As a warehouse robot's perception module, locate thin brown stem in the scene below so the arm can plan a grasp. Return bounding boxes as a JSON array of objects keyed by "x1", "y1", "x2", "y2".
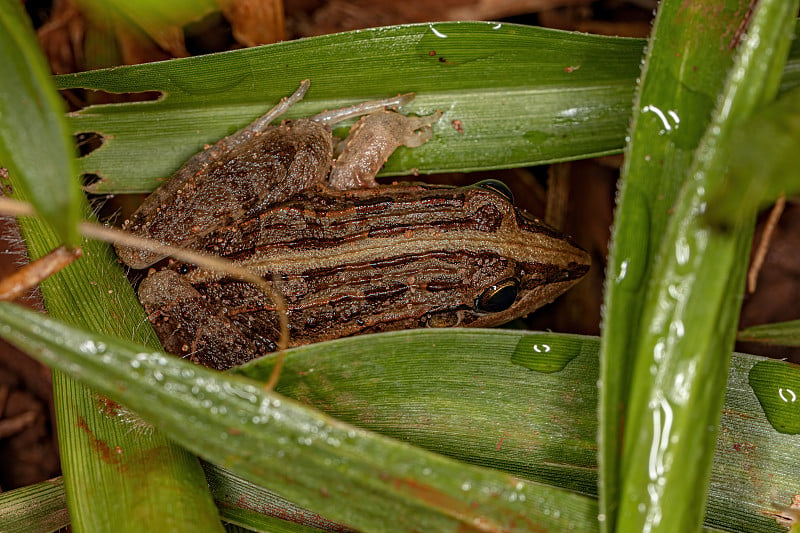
[
  {"x1": 0, "y1": 245, "x2": 82, "y2": 301},
  {"x1": 747, "y1": 195, "x2": 785, "y2": 293}
]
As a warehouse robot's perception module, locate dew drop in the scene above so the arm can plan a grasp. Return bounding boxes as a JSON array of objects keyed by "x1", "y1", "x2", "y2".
[
  {"x1": 749, "y1": 360, "x2": 800, "y2": 434},
  {"x1": 611, "y1": 186, "x2": 649, "y2": 292},
  {"x1": 429, "y1": 25, "x2": 448, "y2": 38},
  {"x1": 510, "y1": 335, "x2": 581, "y2": 373}
]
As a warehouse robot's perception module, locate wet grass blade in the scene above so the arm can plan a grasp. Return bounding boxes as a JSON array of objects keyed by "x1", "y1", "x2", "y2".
[
  {"x1": 605, "y1": 1, "x2": 800, "y2": 532},
  {"x1": 55, "y1": 22, "x2": 644, "y2": 193},
  {"x1": 738, "y1": 320, "x2": 800, "y2": 346},
  {"x1": 4, "y1": 145, "x2": 222, "y2": 529},
  {"x1": 0, "y1": 477, "x2": 68, "y2": 533},
  {"x1": 1, "y1": 313, "x2": 797, "y2": 532},
  {"x1": 0, "y1": 303, "x2": 599, "y2": 532},
  {"x1": 54, "y1": 21, "x2": 800, "y2": 195},
  {"x1": 597, "y1": 1, "x2": 755, "y2": 528}
]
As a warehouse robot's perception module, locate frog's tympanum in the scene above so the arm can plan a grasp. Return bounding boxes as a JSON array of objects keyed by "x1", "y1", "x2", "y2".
[{"x1": 116, "y1": 81, "x2": 590, "y2": 370}]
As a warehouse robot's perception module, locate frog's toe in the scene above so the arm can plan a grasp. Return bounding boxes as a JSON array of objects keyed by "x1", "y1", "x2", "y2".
[{"x1": 402, "y1": 126, "x2": 434, "y2": 148}]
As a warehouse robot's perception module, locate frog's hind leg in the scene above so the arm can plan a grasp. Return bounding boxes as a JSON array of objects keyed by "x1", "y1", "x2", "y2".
[
  {"x1": 247, "y1": 79, "x2": 310, "y2": 133},
  {"x1": 312, "y1": 93, "x2": 415, "y2": 126},
  {"x1": 180, "y1": 80, "x2": 309, "y2": 168},
  {"x1": 139, "y1": 270, "x2": 263, "y2": 370},
  {"x1": 396, "y1": 113, "x2": 441, "y2": 147},
  {"x1": 328, "y1": 109, "x2": 443, "y2": 190}
]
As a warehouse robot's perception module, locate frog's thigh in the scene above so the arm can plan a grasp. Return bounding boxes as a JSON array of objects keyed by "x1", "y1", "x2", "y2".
[{"x1": 139, "y1": 270, "x2": 260, "y2": 370}]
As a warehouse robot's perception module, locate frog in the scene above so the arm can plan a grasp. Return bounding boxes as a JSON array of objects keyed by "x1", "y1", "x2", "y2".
[{"x1": 115, "y1": 81, "x2": 590, "y2": 370}]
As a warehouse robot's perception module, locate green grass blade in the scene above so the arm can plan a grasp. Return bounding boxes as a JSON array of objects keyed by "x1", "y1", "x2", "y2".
[
  {"x1": 4, "y1": 145, "x2": 222, "y2": 529},
  {"x1": 597, "y1": 2, "x2": 756, "y2": 529},
  {"x1": 706, "y1": 84, "x2": 800, "y2": 224},
  {"x1": 235, "y1": 332, "x2": 599, "y2": 495},
  {"x1": 614, "y1": 1, "x2": 800, "y2": 532},
  {"x1": 738, "y1": 320, "x2": 800, "y2": 346},
  {"x1": 7, "y1": 228, "x2": 223, "y2": 532},
  {"x1": 202, "y1": 463, "x2": 353, "y2": 532},
  {"x1": 56, "y1": 22, "x2": 643, "y2": 193},
  {"x1": 54, "y1": 21, "x2": 800, "y2": 195},
  {"x1": 0, "y1": 1, "x2": 81, "y2": 245},
  {"x1": 0, "y1": 303, "x2": 600, "y2": 532},
  {"x1": 235, "y1": 331, "x2": 800, "y2": 533},
  {"x1": 1, "y1": 311, "x2": 796, "y2": 532},
  {"x1": 0, "y1": 477, "x2": 69, "y2": 533}
]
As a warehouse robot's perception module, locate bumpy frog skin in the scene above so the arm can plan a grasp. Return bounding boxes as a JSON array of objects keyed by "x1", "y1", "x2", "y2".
[{"x1": 116, "y1": 82, "x2": 590, "y2": 370}]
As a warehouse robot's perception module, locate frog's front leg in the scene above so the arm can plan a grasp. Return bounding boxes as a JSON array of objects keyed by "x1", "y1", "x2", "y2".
[
  {"x1": 138, "y1": 270, "x2": 264, "y2": 370},
  {"x1": 324, "y1": 104, "x2": 443, "y2": 190}
]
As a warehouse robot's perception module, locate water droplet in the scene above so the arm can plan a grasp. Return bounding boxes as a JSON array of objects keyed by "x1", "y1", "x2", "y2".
[
  {"x1": 749, "y1": 360, "x2": 800, "y2": 434},
  {"x1": 610, "y1": 185, "x2": 649, "y2": 291},
  {"x1": 674, "y1": 235, "x2": 690, "y2": 266},
  {"x1": 641, "y1": 104, "x2": 682, "y2": 136},
  {"x1": 669, "y1": 320, "x2": 684, "y2": 339},
  {"x1": 523, "y1": 129, "x2": 551, "y2": 146},
  {"x1": 429, "y1": 25, "x2": 448, "y2": 38},
  {"x1": 79, "y1": 340, "x2": 106, "y2": 354},
  {"x1": 616, "y1": 259, "x2": 629, "y2": 283},
  {"x1": 510, "y1": 335, "x2": 582, "y2": 373},
  {"x1": 653, "y1": 340, "x2": 666, "y2": 362}
]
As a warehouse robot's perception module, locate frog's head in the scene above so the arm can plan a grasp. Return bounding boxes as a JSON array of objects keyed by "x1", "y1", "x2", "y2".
[{"x1": 405, "y1": 179, "x2": 591, "y2": 330}]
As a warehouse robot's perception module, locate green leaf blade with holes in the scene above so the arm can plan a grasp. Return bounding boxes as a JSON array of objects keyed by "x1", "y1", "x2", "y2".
[
  {"x1": 56, "y1": 21, "x2": 800, "y2": 195},
  {"x1": 58, "y1": 22, "x2": 643, "y2": 193}
]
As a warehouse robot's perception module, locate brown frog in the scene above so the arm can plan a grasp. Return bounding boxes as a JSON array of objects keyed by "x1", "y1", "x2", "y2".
[{"x1": 115, "y1": 81, "x2": 590, "y2": 370}]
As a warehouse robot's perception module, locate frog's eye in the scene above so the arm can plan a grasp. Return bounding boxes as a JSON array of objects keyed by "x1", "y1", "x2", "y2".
[
  {"x1": 474, "y1": 179, "x2": 514, "y2": 203},
  {"x1": 177, "y1": 264, "x2": 193, "y2": 275},
  {"x1": 476, "y1": 278, "x2": 519, "y2": 313}
]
